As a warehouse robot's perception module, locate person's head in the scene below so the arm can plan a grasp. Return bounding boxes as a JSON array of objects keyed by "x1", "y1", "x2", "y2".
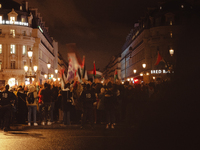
[
  {"x1": 44, "y1": 82, "x2": 48, "y2": 88},
  {"x1": 28, "y1": 85, "x2": 36, "y2": 93},
  {"x1": 64, "y1": 83, "x2": 70, "y2": 89},
  {"x1": 5, "y1": 84, "x2": 9, "y2": 91},
  {"x1": 86, "y1": 84, "x2": 90, "y2": 90}
]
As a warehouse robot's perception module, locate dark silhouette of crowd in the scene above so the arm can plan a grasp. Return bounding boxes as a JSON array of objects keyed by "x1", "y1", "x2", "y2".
[{"x1": 0, "y1": 77, "x2": 195, "y2": 133}]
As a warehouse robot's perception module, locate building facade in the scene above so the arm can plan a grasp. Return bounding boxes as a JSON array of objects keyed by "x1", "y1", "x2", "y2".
[
  {"x1": 0, "y1": 0, "x2": 58, "y2": 86},
  {"x1": 121, "y1": 0, "x2": 197, "y2": 84},
  {"x1": 102, "y1": 54, "x2": 121, "y2": 81}
]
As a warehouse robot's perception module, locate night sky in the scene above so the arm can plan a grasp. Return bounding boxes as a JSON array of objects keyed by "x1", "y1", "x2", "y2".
[{"x1": 14, "y1": 0, "x2": 166, "y2": 71}]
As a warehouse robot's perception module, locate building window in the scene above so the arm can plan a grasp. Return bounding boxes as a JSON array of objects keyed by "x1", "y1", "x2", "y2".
[
  {"x1": 11, "y1": 61, "x2": 15, "y2": 69},
  {"x1": 0, "y1": 44, "x2": 2, "y2": 54},
  {"x1": 0, "y1": 16, "x2": 2, "y2": 24},
  {"x1": 170, "y1": 21, "x2": 173, "y2": 25},
  {"x1": 170, "y1": 31, "x2": 173, "y2": 38},
  {"x1": 10, "y1": 45, "x2": 15, "y2": 54},
  {"x1": 0, "y1": 29, "x2": 2, "y2": 34},
  {"x1": 22, "y1": 45, "x2": 26, "y2": 55},
  {"x1": 20, "y1": 6, "x2": 22, "y2": 10},
  {"x1": 21, "y1": 17, "x2": 25, "y2": 22},
  {"x1": 0, "y1": 61, "x2": 2, "y2": 71},
  {"x1": 39, "y1": 51, "x2": 42, "y2": 59},
  {"x1": 10, "y1": 29, "x2": 15, "y2": 37},
  {"x1": 22, "y1": 31, "x2": 26, "y2": 36},
  {"x1": 10, "y1": 16, "x2": 15, "y2": 24},
  {"x1": 0, "y1": 4, "x2": 2, "y2": 8}
]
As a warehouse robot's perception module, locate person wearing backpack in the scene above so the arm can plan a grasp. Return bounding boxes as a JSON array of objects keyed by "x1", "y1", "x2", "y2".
[{"x1": 26, "y1": 85, "x2": 38, "y2": 126}]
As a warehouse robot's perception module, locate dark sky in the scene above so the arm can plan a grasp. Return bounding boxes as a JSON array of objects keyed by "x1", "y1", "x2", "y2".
[{"x1": 14, "y1": 0, "x2": 166, "y2": 71}]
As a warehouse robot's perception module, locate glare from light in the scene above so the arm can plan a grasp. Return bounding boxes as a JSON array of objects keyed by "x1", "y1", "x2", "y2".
[
  {"x1": 55, "y1": 69, "x2": 58, "y2": 74},
  {"x1": 133, "y1": 69, "x2": 137, "y2": 73},
  {"x1": 47, "y1": 63, "x2": 51, "y2": 69},
  {"x1": 140, "y1": 73, "x2": 143, "y2": 76},
  {"x1": 24, "y1": 65, "x2": 28, "y2": 72},
  {"x1": 51, "y1": 74, "x2": 54, "y2": 78},
  {"x1": 127, "y1": 78, "x2": 130, "y2": 81},
  {"x1": 142, "y1": 63, "x2": 146, "y2": 68},
  {"x1": 33, "y1": 66, "x2": 38, "y2": 72},
  {"x1": 44, "y1": 74, "x2": 47, "y2": 79},
  {"x1": 153, "y1": 76, "x2": 155, "y2": 80},
  {"x1": 169, "y1": 48, "x2": 174, "y2": 56},
  {"x1": 27, "y1": 48, "x2": 33, "y2": 58},
  {"x1": 58, "y1": 78, "x2": 60, "y2": 81},
  {"x1": 131, "y1": 78, "x2": 133, "y2": 81}
]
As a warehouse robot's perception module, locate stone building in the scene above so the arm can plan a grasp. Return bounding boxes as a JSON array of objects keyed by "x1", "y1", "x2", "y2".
[
  {"x1": 0, "y1": 0, "x2": 58, "y2": 86},
  {"x1": 121, "y1": 0, "x2": 199, "y2": 84},
  {"x1": 102, "y1": 54, "x2": 121, "y2": 81}
]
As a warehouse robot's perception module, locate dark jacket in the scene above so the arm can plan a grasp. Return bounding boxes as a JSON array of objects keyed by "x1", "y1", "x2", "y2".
[
  {"x1": 80, "y1": 89, "x2": 96, "y2": 108},
  {"x1": 61, "y1": 88, "x2": 72, "y2": 111},
  {"x1": 40, "y1": 87, "x2": 52, "y2": 103}
]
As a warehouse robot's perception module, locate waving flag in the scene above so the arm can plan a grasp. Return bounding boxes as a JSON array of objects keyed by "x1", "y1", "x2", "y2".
[
  {"x1": 66, "y1": 59, "x2": 76, "y2": 82},
  {"x1": 93, "y1": 61, "x2": 96, "y2": 77},
  {"x1": 155, "y1": 51, "x2": 165, "y2": 66},
  {"x1": 114, "y1": 69, "x2": 118, "y2": 82}
]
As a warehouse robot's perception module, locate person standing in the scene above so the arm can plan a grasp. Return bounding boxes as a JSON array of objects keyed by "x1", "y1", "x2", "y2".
[
  {"x1": 80, "y1": 84, "x2": 96, "y2": 129},
  {"x1": 61, "y1": 83, "x2": 73, "y2": 125},
  {"x1": 40, "y1": 83, "x2": 53, "y2": 125},
  {"x1": 0, "y1": 85, "x2": 13, "y2": 131},
  {"x1": 26, "y1": 85, "x2": 38, "y2": 126}
]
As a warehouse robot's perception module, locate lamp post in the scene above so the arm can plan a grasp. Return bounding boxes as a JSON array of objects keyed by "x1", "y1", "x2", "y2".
[
  {"x1": 169, "y1": 48, "x2": 174, "y2": 56},
  {"x1": 24, "y1": 48, "x2": 38, "y2": 84}
]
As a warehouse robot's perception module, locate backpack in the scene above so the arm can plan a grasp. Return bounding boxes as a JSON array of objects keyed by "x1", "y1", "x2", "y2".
[{"x1": 27, "y1": 92, "x2": 35, "y2": 104}]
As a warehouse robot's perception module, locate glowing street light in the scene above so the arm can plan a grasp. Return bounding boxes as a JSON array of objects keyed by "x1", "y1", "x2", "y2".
[
  {"x1": 133, "y1": 69, "x2": 137, "y2": 74},
  {"x1": 169, "y1": 48, "x2": 174, "y2": 56},
  {"x1": 142, "y1": 63, "x2": 146, "y2": 68}
]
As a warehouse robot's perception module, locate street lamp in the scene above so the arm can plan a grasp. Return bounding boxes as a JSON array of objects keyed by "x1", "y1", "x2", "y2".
[
  {"x1": 24, "y1": 48, "x2": 37, "y2": 84},
  {"x1": 133, "y1": 69, "x2": 137, "y2": 74},
  {"x1": 55, "y1": 69, "x2": 58, "y2": 80},
  {"x1": 169, "y1": 48, "x2": 174, "y2": 56},
  {"x1": 142, "y1": 63, "x2": 146, "y2": 68}
]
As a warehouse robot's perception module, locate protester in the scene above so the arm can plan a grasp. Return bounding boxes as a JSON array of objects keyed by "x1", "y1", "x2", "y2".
[
  {"x1": 40, "y1": 83, "x2": 53, "y2": 125},
  {"x1": 26, "y1": 85, "x2": 38, "y2": 126},
  {"x1": 80, "y1": 84, "x2": 96, "y2": 129},
  {"x1": 0, "y1": 85, "x2": 13, "y2": 131},
  {"x1": 61, "y1": 83, "x2": 73, "y2": 125}
]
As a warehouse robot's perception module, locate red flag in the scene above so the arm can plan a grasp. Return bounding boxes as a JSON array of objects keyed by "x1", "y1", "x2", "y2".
[
  {"x1": 93, "y1": 61, "x2": 96, "y2": 76},
  {"x1": 81, "y1": 56, "x2": 85, "y2": 69},
  {"x1": 155, "y1": 51, "x2": 163, "y2": 66}
]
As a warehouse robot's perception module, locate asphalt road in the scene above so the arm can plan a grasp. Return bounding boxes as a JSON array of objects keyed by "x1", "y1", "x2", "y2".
[{"x1": 0, "y1": 125, "x2": 135, "y2": 150}]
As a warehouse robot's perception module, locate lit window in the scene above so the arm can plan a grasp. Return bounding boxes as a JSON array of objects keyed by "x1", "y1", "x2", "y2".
[
  {"x1": 10, "y1": 17, "x2": 15, "y2": 24},
  {"x1": 22, "y1": 45, "x2": 26, "y2": 54},
  {"x1": 21, "y1": 17, "x2": 25, "y2": 22},
  {"x1": 170, "y1": 31, "x2": 173, "y2": 38},
  {"x1": 10, "y1": 29, "x2": 15, "y2": 37},
  {"x1": 0, "y1": 61, "x2": 2, "y2": 71},
  {"x1": 0, "y1": 44, "x2": 2, "y2": 54},
  {"x1": 20, "y1": 6, "x2": 22, "y2": 10},
  {"x1": 160, "y1": 6, "x2": 162, "y2": 10},
  {"x1": 0, "y1": 16, "x2": 2, "y2": 24},
  {"x1": 181, "y1": 5, "x2": 184, "y2": 8},
  {"x1": 11, "y1": 61, "x2": 15, "y2": 69},
  {"x1": 170, "y1": 21, "x2": 172, "y2": 25},
  {"x1": 10, "y1": 45, "x2": 15, "y2": 54},
  {"x1": 0, "y1": 4, "x2": 1, "y2": 8}
]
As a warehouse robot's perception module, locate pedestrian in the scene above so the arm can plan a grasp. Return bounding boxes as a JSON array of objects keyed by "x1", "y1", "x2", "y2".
[
  {"x1": 0, "y1": 85, "x2": 13, "y2": 131},
  {"x1": 61, "y1": 83, "x2": 73, "y2": 125},
  {"x1": 104, "y1": 82, "x2": 115, "y2": 129},
  {"x1": 26, "y1": 85, "x2": 38, "y2": 126},
  {"x1": 80, "y1": 84, "x2": 96, "y2": 129},
  {"x1": 17, "y1": 86, "x2": 27, "y2": 124},
  {"x1": 40, "y1": 83, "x2": 53, "y2": 125}
]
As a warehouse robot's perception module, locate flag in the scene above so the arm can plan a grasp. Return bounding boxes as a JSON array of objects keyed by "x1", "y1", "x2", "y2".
[
  {"x1": 87, "y1": 70, "x2": 102, "y2": 78},
  {"x1": 93, "y1": 61, "x2": 96, "y2": 77},
  {"x1": 59, "y1": 68, "x2": 66, "y2": 90},
  {"x1": 114, "y1": 69, "x2": 118, "y2": 82},
  {"x1": 66, "y1": 59, "x2": 76, "y2": 82},
  {"x1": 154, "y1": 51, "x2": 165, "y2": 66}
]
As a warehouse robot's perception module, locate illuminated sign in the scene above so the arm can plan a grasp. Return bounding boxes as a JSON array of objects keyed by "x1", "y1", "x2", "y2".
[
  {"x1": 151, "y1": 70, "x2": 171, "y2": 74},
  {"x1": 0, "y1": 20, "x2": 28, "y2": 26}
]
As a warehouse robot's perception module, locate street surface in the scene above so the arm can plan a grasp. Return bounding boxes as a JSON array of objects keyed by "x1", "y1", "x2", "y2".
[{"x1": 0, "y1": 124, "x2": 135, "y2": 150}]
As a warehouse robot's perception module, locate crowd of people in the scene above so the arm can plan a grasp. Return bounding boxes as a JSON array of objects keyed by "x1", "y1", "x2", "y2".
[{"x1": 0, "y1": 78, "x2": 169, "y2": 132}]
